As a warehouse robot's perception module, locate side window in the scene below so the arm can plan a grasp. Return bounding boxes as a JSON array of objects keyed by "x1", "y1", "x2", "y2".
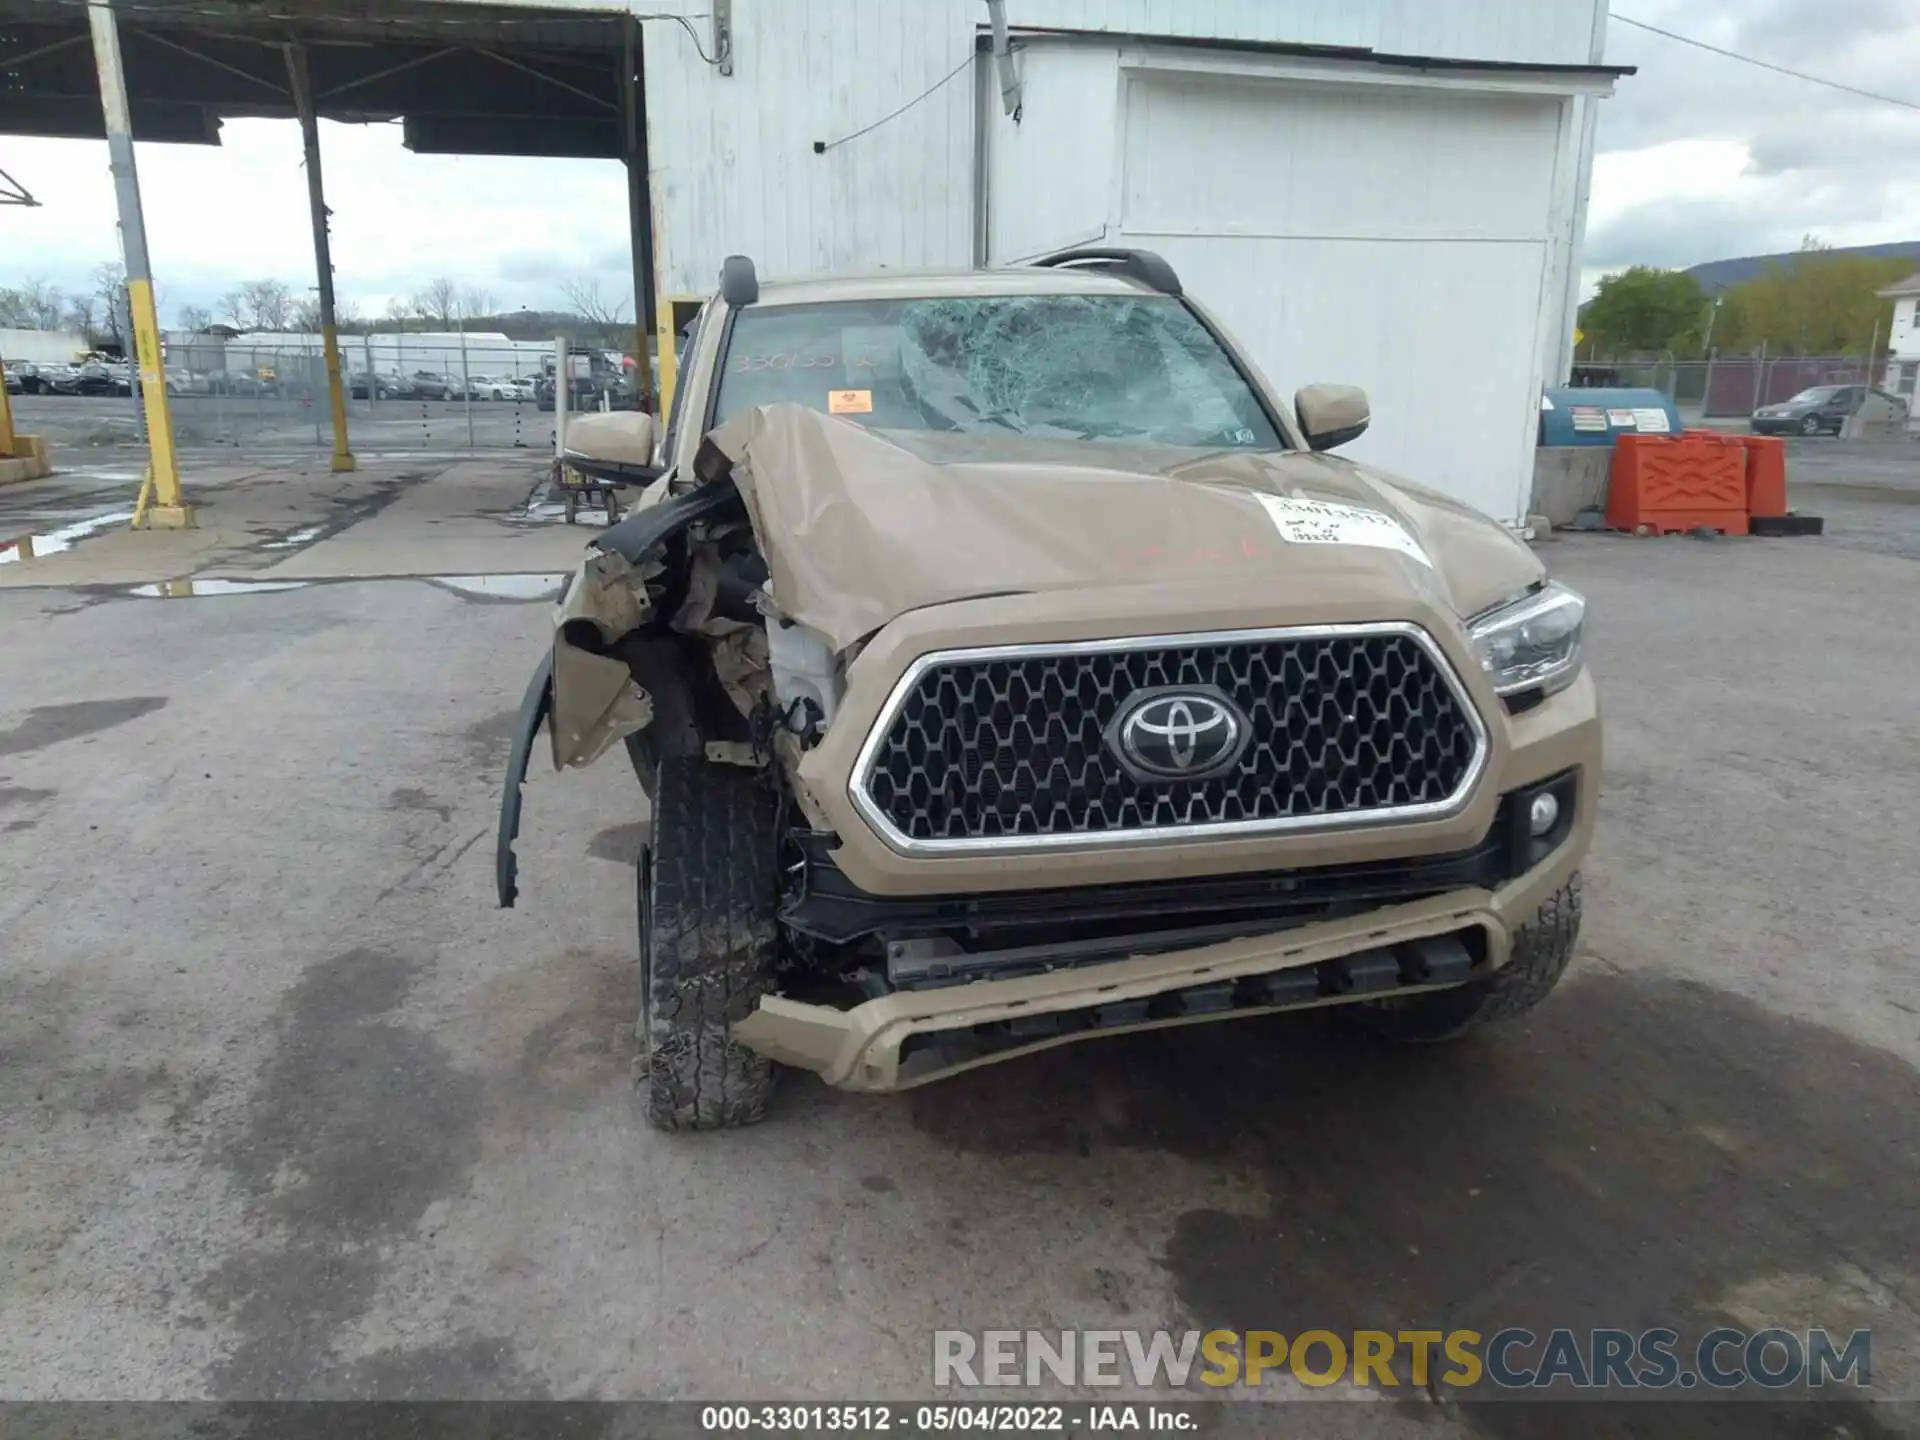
[{"x1": 660, "y1": 303, "x2": 709, "y2": 465}]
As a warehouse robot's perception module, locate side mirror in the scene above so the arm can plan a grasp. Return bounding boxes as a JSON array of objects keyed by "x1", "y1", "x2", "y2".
[
  {"x1": 1295, "y1": 384, "x2": 1371, "y2": 452},
  {"x1": 562, "y1": 410, "x2": 663, "y2": 483}
]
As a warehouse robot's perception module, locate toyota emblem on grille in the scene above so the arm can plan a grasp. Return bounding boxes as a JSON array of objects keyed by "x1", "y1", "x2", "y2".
[{"x1": 1106, "y1": 686, "x2": 1252, "y2": 783}]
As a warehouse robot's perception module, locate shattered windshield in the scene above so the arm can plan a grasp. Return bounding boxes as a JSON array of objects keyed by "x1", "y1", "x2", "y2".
[{"x1": 712, "y1": 294, "x2": 1284, "y2": 449}]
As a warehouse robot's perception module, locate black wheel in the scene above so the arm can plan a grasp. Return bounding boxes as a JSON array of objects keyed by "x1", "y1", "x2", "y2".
[
  {"x1": 1344, "y1": 875, "x2": 1582, "y2": 1042},
  {"x1": 636, "y1": 758, "x2": 780, "y2": 1131},
  {"x1": 564, "y1": 492, "x2": 578, "y2": 524},
  {"x1": 1799, "y1": 414, "x2": 1822, "y2": 436},
  {"x1": 604, "y1": 489, "x2": 620, "y2": 524}
]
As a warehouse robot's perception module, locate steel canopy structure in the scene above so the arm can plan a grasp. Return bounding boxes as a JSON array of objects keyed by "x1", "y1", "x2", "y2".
[
  {"x1": 0, "y1": 0, "x2": 635, "y2": 158},
  {"x1": 0, "y1": 0, "x2": 652, "y2": 504}
]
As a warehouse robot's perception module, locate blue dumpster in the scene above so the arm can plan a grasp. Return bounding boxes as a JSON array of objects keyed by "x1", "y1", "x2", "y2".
[{"x1": 1540, "y1": 388, "x2": 1683, "y2": 447}]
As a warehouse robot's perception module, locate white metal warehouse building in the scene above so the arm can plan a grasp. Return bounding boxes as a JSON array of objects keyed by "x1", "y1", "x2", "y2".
[{"x1": 566, "y1": 0, "x2": 1622, "y2": 523}]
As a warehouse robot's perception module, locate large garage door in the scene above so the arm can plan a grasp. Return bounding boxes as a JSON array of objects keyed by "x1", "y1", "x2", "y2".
[{"x1": 1115, "y1": 72, "x2": 1566, "y2": 523}]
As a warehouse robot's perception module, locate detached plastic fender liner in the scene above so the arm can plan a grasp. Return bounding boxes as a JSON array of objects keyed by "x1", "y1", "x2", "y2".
[
  {"x1": 495, "y1": 649, "x2": 554, "y2": 909},
  {"x1": 590, "y1": 476, "x2": 744, "y2": 566}
]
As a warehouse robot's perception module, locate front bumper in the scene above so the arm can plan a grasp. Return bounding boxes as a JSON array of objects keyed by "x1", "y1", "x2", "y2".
[
  {"x1": 735, "y1": 814, "x2": 1583, "y2": 1090},
  {"x1": 740, "y1": 673, "x2": 1597, "y2": 1090},
  {"x1": 743, "y1": 587, "x2": 1599, "y2": 1089}
]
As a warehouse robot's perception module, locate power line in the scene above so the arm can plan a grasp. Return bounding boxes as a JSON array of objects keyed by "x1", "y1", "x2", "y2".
[
  {"x1": 1612, "y1": 12, "x2": 1920, "y2": 113},
  {"x1": 815, "y1": 51, "x2": 975, "y2": 153}
]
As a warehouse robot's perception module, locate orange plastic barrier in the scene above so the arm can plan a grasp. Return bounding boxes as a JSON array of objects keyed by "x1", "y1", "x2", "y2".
[
  {"x1": 1606, "y1": 433, "x2": 1749, "y2": 536},
  {"x1": 1734, "y1": 435, "x2": 1788, "y2": 518}
]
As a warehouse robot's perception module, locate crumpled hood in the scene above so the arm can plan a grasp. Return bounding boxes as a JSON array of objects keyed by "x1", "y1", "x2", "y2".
[{"x1": 709, "y1": 405, "x2": 1542, "y2": 653}]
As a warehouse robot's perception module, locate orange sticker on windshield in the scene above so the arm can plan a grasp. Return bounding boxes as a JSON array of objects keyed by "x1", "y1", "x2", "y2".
[{"x1": 828, "y1": 388, "x2": 873, "y2": 415}]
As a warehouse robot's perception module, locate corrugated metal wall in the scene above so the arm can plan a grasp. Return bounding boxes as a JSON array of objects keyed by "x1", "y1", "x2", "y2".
[{"x1": 639, "y1": 0, "x2": 1606, "y2": 293}]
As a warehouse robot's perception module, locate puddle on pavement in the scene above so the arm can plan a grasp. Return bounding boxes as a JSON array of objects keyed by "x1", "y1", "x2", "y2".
[
  {"x1": 0, "y1": 509, "x2": 137, "y2": 565},
  {"x1": 425, "y1": 573, "x2": 568, "y2": 601},
  {"x1": 129, "y1": 578, "x2": 312, "y2": 598}
]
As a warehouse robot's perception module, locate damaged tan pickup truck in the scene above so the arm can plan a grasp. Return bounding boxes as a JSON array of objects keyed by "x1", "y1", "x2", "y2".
[{"x1": 497, "y1": 248, "x2": 1600, "y2": 1131}]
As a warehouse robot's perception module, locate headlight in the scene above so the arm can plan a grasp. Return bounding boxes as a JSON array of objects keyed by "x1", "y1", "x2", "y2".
[{"x1": 1467, "y1": 581, "x2": 1585, "y2": 697}]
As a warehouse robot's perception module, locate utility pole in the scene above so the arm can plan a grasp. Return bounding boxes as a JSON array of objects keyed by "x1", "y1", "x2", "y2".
[
  {"x1": 285, "y1": 40, "x2": 354, "y2": 471},
  {"x1": 89, "y1": 0, "x2": 191, "y2": 528}
]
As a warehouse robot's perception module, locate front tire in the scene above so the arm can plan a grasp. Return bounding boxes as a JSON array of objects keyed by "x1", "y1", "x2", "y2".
[
  {"x1": 1799, "y1": 414, "x2": 1822, "y2": 436},
  {"x1": 1345, "y1": 875, "x2": 1582, "y2": 1043},
  {"x1": 636, "y1": 758, "x2": 780, "y2": 1130}
]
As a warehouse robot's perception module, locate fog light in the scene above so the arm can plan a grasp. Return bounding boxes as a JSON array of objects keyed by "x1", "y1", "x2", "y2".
[{"x1": 1528, "y1": 792, "x2": 1560, "y2": 837}]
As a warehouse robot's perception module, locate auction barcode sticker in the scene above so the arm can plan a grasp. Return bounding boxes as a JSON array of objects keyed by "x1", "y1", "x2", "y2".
[{"x1": 1251, "y1": 493, "x2": 1433, "y2": 567}]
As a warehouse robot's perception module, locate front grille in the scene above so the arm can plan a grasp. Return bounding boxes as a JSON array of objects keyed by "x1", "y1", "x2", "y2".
[{"x1": 854, "y1": 626, "x2": 1485, "y2": 851}]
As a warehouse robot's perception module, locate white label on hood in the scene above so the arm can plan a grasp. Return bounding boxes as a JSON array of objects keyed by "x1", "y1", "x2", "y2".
[{"x1": 1252, "y1": 494, "x2": 1432, "y2": 567}]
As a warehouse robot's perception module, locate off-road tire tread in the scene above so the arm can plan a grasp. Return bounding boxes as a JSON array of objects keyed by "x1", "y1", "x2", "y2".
[
  {"x1": 1350, "y1": 874, "x2": 1582, "y2": 1043},
  {"x1": 639, "y1": 757, "x2": 778, "y2": 1130}
]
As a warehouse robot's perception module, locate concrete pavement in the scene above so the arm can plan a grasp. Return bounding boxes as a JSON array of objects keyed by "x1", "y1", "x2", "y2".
[{"x1": 1, "y1": 446, "x2": 1916, "y2": 1436}]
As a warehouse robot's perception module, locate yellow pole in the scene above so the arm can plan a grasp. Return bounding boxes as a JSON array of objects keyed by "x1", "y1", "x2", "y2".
[
  {"x1": 655, "y1": 302, "x2": 678, "y2": 420},
  {"x1": 0, "y1": 355, "x2": 18, "y2": 457},
  {"x1": 89, "y1": 0, "x2": 191, "y2": 527}
]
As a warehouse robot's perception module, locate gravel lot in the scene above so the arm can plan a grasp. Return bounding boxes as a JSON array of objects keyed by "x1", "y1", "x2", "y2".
[{"x1": 0, "y1": 445, "x2": 1916, "y2": 1435}]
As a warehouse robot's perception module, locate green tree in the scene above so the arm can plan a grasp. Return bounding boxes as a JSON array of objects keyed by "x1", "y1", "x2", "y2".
[
  {"x1": 1711, "y1": 240, "x2": 1911, "y2": 356},
  {"x1": 1582, "y1": 266, "x2": 1709, "y2": 356}
]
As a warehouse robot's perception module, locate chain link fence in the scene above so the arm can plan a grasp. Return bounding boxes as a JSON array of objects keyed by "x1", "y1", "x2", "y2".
[
  {"x1": 1573, "y1": 353, "x2": 1911, "y2": 419},
  {"x1": 6, "y1": 329, "x2": 653, "y2": 456}
]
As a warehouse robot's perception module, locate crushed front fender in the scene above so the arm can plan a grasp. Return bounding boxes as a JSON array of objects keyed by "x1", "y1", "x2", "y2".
[{"x1": 495, "y1": 648, "x2": 553, "y2": 909}]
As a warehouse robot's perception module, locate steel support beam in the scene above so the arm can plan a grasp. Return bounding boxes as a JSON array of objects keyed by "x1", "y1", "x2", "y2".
[
  {"x1": 285, "y1": 40, "x2": 353, "y2": 472},
  {"x1": 622, "y1": 20, "x2": 656, "y2": 412},
  {"x1": 89, "y1": 0, "x2": 191, "y2": 529}
]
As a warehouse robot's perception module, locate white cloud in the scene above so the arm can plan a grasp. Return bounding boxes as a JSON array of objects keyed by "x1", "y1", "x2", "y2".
[
  {"x1": 0, "y1": 119, "x2": 633, "y2": 323},
  {"x1": 1582, "y1": 0, "x2": 1920, "y2": 294}
]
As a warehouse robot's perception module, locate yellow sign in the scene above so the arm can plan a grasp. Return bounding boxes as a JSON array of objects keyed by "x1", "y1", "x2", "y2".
[
  {"x1": 828, "y1": 388, "x2": 873, "y2": 415},
  {"x1": 1574, "y1": 328, "x2": 1586, "y2": 346}
]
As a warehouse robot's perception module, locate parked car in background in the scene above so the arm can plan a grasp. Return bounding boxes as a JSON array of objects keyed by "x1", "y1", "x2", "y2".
[
  {"x1": 49, "y1": 358, "x2": 125, "y2": 396},
  {"x1": 1750, "y1": 384, "x2": 1909, "y2": 436},
  {"x1": 5, "y1": 360, "x2": 55, "y2": 394},
  {"x1": 462, "y1": 374, "x2": 533, "y2": 401},
  {"x1": 201, "y1": 370, "x2": 270, "y2": 397},
  {"x1": 35, "y1": 362, "x2": 78, "y2": 394},
  {"x1": 411, "y1": 371, "x2": 458, "y2": 400},
  {"x1": 132, "y1": 365, "x2": 190, "y2": 396},
  {"x1": 349, "y1": 372, "x2": 414, "y2": 400}
]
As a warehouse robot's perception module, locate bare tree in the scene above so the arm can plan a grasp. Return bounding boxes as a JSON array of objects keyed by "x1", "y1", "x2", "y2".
[
  {"x1": 65, "y1": 292, "x2": 99, "y2": 342},
  {"x1": 384, "y1": 296, "x2": 415, "y2": 329},
  {"x1": 91, "y1": 260, "x2": 127, "y2": 347},
  {"x1": 240, "y1": 279, "x2": 293, "y2": 331},
  {"x1": 0, "y1": 277, "x2": 70, "y2": 330},
  {"x1": 333, "y1": 299, "x2": 366, "y2": 333},
  {"x1": 458, "y1": 285, "x2": 495, "y2": 322},
  {"x1": 411, "y1": 276, "x2": 460, "y2": 328},
  {"x1": 560, "y1": 275, "x2": 629, "y2": 345},
  {"x1": 292, "y1": 294, "x2": 323, "y2": 332},
  {"x1": 219, "y1": 290, "x2": 249, "y2": 328},
  {"x1": 177, "y1": 303, "x2": 213, "y2": 332}
]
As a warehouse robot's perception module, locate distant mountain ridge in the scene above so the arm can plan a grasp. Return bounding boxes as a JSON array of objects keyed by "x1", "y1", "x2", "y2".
[{"x1": 1684, "y1": 241, "x2": 1920, "y2": 295}]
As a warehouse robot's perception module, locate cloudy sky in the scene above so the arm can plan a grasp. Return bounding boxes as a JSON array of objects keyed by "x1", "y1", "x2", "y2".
[{"x1": 4, "y1": 0, "x2": 1918, "y2": 325}]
